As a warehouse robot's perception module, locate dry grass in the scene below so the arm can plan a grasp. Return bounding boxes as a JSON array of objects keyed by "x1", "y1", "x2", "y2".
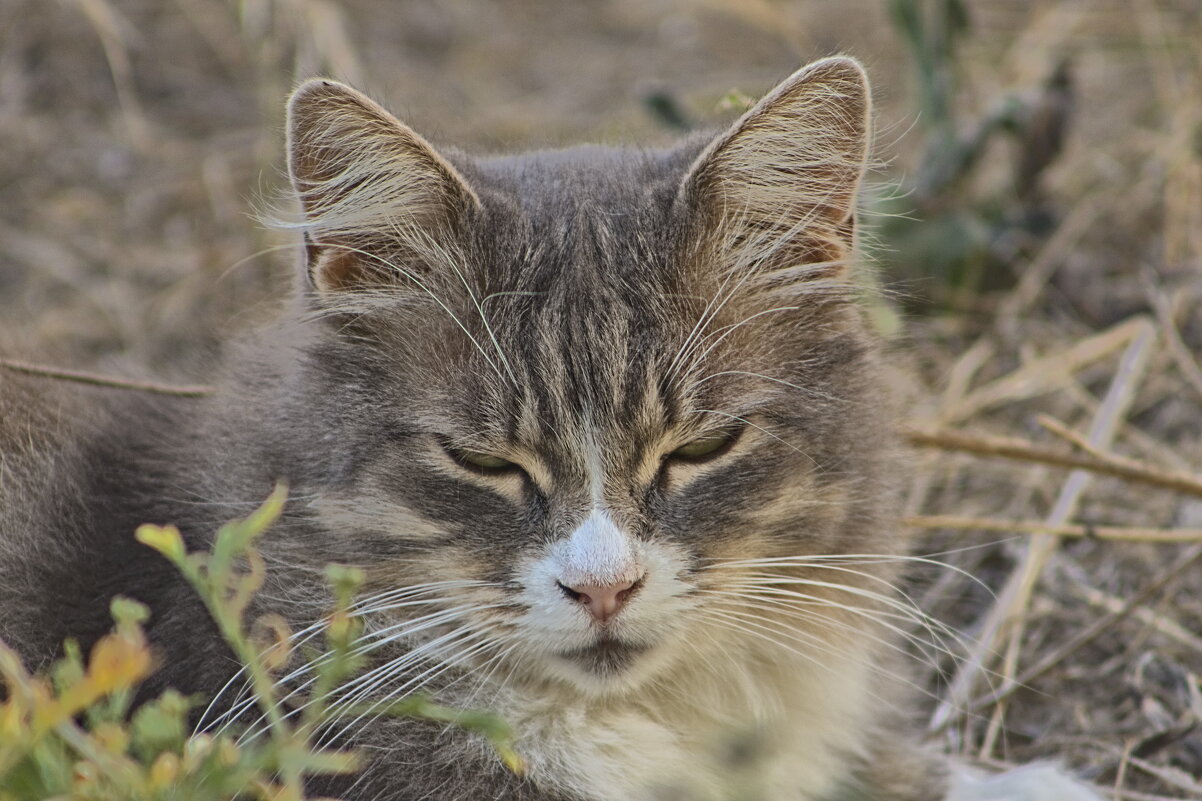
[{"x1": 1, "y1": 1, "x2": 1200, "y2": 798}]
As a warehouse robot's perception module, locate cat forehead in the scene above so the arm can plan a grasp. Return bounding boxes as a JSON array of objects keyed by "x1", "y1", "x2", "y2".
[
  {"x1": 410, "y1": 145, "x2": 796, "y2": 390},
  {"x1": 435, "y1": 142, "x2": 709, "y2": 316},
  {"x1": 457, "y1": 141, "x2": 702, "y2": 223}
]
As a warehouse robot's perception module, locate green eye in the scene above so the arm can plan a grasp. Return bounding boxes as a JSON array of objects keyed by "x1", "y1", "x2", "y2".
[
  {"x1": 458, "y1": 450, "x2": 513, "y2": 470},
  {"x1": 442, "y1": 442, "x2": 519, "y2": 474},
  {"x1": 671, "y1": 431, "x2": 737, "y2": 462}
]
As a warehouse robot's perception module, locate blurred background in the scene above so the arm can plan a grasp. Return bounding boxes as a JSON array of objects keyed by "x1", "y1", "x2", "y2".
[{"x1": 1, "y1": 1, "x2": 1200, "y2": 797}]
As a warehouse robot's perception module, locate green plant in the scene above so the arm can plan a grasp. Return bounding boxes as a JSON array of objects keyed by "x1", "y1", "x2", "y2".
[
  {"x1": 0, "y1": 486, "x2": 520, "y2": 801},
  {"x1": 877, "y1": 0, "x2": 1073, "y2": 308}
]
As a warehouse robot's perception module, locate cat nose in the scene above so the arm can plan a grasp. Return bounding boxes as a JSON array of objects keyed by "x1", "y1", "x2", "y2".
[{"x1": 557, "y1": 577, "x2": 642, "y2": 623}]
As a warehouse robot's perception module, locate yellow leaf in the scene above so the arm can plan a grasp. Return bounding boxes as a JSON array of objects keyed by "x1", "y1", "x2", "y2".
[
  {"x1": 149, "y1": 752, "x2": 180, "y2": 788},
  {"x1": 72, "y1": 760, "x2": 100, "y2": 787},
  {"x1": 51, "y1": 631, "x2": 153, "y2": 722},
  {"x1": 499, "y1": 747, "x2": 526, "y2": 776},
  {"x1": 135, "y1": 524, "x2": 186, "y2": 563},
  {"x1": 93, "y1": 721, "x2": 129, "y2": 754},
  {"x1": 181, "y1": 732, "x2": 214, "y2": 772},
  {"x1": 0, "y1": 699, "x2": 26, "y2": 740},
  {"x1": 250, "y1": 613, "x2": 293, "y2": 672},
  {"x1": 86, "y1": 631, "x2": 153, "y2": 695}
]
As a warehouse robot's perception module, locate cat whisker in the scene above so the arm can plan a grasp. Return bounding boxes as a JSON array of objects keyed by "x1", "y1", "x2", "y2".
[
  {"x1": 302, "y1": 240, "x2": 509, "y2": 385},
  {"x1": 721, "y1": 573, "x2": 962, "y2": 648},
  {"x1": 691, "y1": 607, "x2": 860, "y2": 685},
  {"x1": 694, "y1": 605, "x2": 947, "y2": 713},
  {"x1": 315, "y1": 628, "x2": 493, "y2": 729},
  {"x1": 239, "y1": 619, "x2": 497, "y2": 745},
  {"x1": 317, "y1": 630, "x2": 511, "y2": 749},
  {"x1": 705, "y1": 556, "x2": 990, "y2": 657},
  {"x1": 353, "y1": 589, "x2": 500, "y2": 613},
  {"x1": 689, "y1": 409, "x2": 821, "y2": 467},
  {"x1": 718, "y1": 577, "x2": 994, "y2": 700},
  {"x1": 699, "y1": 603, "x2": 871, "y2": 669},
  {"x1": 209, "y1": 597, "x2": 504, "y2": 737},
  {"x1": 323, "y1": 614, "x2": 506, "y2": 712},
  {"x1": 453, "y1": 637, "x2": 525, "y2": 715},
  {"x1": 197, "y1": 616, "x2": 331, "y2": 733},
  {"x1": 686, "y1": 304, "x2": 801, "y2": 369},
  {"x1": 702, "y1": 553, "x2": 992, "y2": 594},
  {"x1": 426, "y1": 637, "x2": 527, "y2": 746},
  {"x1": 698, "y1": 588, "x2": 961, "y2": 672},
  {"x1": 693, "y1": 368, "x2": 865, "y2": 408},
  {"x1": 705, "y1": 592, "x2": 1003, "y2": 721},
  {"x1": 481, "y1": 640, "x2": 536, "y2": 717},
  {"x1": 354, "y1": 580, "x2": 485, "y2": 598},
  {"x1": 706, "y1": 565, "x2": 968, "y2": 649}
]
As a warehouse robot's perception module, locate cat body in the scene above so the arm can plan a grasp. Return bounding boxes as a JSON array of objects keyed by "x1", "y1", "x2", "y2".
[{"x1": 0, "y1": 59, "x2": 1096, "y2": 801}]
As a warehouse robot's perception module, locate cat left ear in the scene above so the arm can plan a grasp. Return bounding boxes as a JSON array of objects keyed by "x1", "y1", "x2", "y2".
[
  {"x1": 679, "y1": 57, "x2": 871, "y2": 286},
  {"x1": 286, "y1": 79, "x2": 480, "y2": 293}
]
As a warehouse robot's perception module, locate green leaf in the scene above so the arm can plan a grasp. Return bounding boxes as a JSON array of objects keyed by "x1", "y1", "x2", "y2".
[
  {"x1": 110, "y1": 597, "x2": 150, "y2": 627},
  {"x1": 131, "y1": 691, "x2": 190, "y2": 760}
]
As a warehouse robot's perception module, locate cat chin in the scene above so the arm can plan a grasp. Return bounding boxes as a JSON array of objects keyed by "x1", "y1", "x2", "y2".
[{"x1": 536, "y1": 636, "x2": 685, "y2": 698}]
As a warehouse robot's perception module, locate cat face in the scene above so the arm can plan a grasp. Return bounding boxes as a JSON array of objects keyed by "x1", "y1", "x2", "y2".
[{"x1": 281, "y1": 60, "x2": 897, "y2": 699}]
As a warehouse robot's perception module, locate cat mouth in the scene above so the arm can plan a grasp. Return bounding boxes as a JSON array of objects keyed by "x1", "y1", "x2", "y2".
[{"x1": 557, "y1": 636, "x2": 651, "y2": 676}]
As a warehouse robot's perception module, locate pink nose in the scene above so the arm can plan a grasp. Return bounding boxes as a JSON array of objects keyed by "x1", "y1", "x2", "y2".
[{"x1": 557, "y1": 577, "x2": 642, "y2": 623}]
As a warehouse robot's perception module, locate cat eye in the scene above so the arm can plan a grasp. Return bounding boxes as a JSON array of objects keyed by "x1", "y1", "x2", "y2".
[
  {"x1": 669, "y1": 428, "x2": 741, "y2": 464},
  {"x1": 441, "y1": 442, "x2": 522, "y2": 476}
]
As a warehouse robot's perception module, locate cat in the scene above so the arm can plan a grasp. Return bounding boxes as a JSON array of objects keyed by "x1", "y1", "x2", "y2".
[{"x1": 0, "y1": 57, "x2": 1100, "y2": 801}]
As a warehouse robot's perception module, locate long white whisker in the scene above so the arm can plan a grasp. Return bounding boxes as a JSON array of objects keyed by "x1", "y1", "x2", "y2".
[
  {"x1": 720, "y1": 574, "x2": 953, "y2": 640},
  {"x1": 714, "y1": 573, "x2": 978, "y2": 686},
  {"x1": 693, "y1": 369, "x2": 862, "y2": 407},
  {"x1": 689, "y1": 305, "x2": 799, "y2": 363},
  {"x1": 695, "y1": 605, "x2": 946, "y2": 710},
  {"x1": 229, "y1": 603, "x2": 504, "y2": 740},
  {"x1": 431, "y1": 635, "x2": 524, "y2": 743},
  {"x1": 702, "y1": 553, "x2": 989, "y2": 592},
  {"x1": 698, "y1": 588, "x2": 958, "y2": 671},
  {"x1": 691, "y1": 410, "x2": 820, "y2": 467},
  {"x1": 692, "y1": 607, "x2": 846, "y2": 678},
  {"x1": 311, "y1": 241, "x2": 507, "y2": 383},
  {"x1": 241, "y1": 620, "x2": 490, "y2": 746},
  {"x1": 318, "y1": 633, "x2": 504, "y2": 748},
  {"x1": 323, "y1": 619, "x2": 500, "y2": 716}
]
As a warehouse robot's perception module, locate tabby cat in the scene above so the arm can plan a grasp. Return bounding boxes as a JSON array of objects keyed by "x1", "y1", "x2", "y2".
[{"x1": 0, "y1": 57, "x2": 1099, "y2": 800}]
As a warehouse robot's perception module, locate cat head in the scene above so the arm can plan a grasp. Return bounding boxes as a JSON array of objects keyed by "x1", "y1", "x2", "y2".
[{"x1": 275, "y1": 58, "x2": 896, "y2": 698}]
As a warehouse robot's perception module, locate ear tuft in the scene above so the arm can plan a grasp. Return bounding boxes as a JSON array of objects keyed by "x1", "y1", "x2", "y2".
[
  {"x1": 286, "y1": 79, "x2": 479, "y2": 293},
  {"x1": 681, "y1": 56, "x2": 871, "y2": 287}
]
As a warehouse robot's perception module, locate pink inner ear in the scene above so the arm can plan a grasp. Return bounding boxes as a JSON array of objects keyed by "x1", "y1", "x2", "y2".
[
  {"x1": 286, "y1": 81, "x2": 481, "y2": 294},
  {"x1": 312, "y1": 247, "x2": 365, "y2": 293},
  {"x1": 673, "y1": 62, "x2": 870, "y2": 290}
]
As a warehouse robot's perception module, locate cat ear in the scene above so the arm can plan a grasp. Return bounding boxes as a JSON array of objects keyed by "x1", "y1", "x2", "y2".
[
  {"x1": 679, "y1": 57, "x2": 870, "y2": 287},
  {"x1": 286, "y1": 79, "x2": 480, "y2": 293}
]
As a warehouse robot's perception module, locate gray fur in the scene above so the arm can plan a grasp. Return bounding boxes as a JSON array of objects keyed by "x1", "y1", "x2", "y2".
[{"x1": 0, "y1": 59, "x2": 955, "y2": 800}]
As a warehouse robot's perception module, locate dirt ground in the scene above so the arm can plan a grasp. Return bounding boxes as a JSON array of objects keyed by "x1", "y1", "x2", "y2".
[{"x1": 2, "y1": 1, "x2": 1201, "y2": 798}]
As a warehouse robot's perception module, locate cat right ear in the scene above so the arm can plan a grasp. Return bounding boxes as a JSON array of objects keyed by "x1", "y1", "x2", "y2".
[{"x1": 286, "y1": 79, "x2": 479, "y2": 293}]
